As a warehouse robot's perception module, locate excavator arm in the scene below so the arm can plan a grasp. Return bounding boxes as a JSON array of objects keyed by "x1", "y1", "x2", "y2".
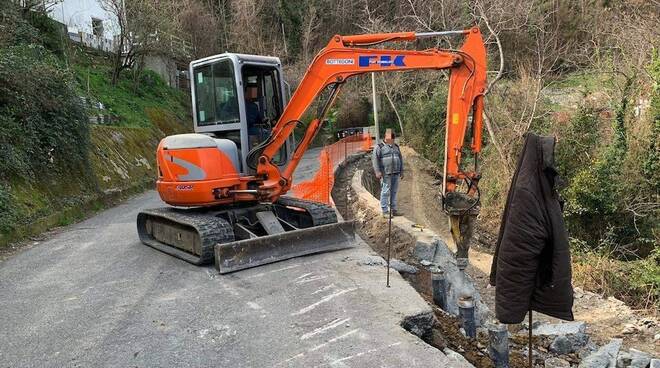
[
  {"x1": 255, "y1": 28, "x2": 486, "y2": 206},
  {"x1": 254, "y1": 27, "x2": 487, "y2": 268}
]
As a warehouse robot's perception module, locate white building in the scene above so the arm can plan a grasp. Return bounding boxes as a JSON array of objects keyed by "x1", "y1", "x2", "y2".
[{"x1": 48, "y1": 0, "x2": 120, "y2": 52}]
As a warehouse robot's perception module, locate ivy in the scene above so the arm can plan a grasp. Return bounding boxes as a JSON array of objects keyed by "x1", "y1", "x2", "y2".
[{"x1": 0, "y1": 44, "x2": 90, "y2": 181}]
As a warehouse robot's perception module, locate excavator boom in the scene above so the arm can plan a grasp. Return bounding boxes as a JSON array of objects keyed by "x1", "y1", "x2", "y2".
[{"x1": 254, "y1": 27, "x2": 487, "y2": 203}]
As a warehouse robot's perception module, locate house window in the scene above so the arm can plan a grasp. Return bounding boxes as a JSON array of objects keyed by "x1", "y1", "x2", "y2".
[{"x1": 92, "y1": 18, "x2": 104, "y2": 38}]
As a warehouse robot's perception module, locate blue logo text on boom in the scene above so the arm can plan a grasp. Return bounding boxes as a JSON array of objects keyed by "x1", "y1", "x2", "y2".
[{"x1": 358, "y1": 55, "x2": 406, "y2": 67}]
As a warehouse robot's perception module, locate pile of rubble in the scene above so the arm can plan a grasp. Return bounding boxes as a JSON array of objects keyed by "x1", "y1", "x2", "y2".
[
  {"x1": 342, "y1": 160, "x2": 659, "y2": 368},
  {"x1": 515, "y1": 319, "x2": 658, "y2": 368}
]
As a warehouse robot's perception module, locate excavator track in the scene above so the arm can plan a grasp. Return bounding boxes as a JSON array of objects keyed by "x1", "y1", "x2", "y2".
[
  {"x1": 275, "y1": 196, "x2": 338, "y2": 226},
  {"x1": 137, "y1": 208, "x2": 234, "y2": 265},
  {"x1": 138, "y1": 197, "x2": 355, "y2": 272}
]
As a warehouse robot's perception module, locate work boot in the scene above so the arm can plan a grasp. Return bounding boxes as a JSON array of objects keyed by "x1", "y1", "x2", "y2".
[
  {"x1": 382, "y1": 211, "x2": 390, "y2": 218},
  {"x1": 392, "y1": 209, "x2": 403, "y2": 217}
]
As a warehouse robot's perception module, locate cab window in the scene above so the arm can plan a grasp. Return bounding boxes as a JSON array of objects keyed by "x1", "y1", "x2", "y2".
[
  {"x1": 242, "y1": 65, "x2": 286, "y2": 165},
  {"x1": 193, "y1": 59, "x2": 239, "y2": 126}
]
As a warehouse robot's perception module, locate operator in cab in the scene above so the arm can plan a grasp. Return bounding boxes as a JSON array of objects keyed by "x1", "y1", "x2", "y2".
[{"x1": 244, "y1": 83, "x2": 265, "y2": 147}]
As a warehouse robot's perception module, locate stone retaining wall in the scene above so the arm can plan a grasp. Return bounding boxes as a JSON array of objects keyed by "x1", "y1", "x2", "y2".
[{"x1": 351, "y1": 168, "x2": 491, "y2": 326}]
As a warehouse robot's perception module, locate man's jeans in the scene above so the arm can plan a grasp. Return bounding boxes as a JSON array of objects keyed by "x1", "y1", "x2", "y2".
[{"x1": 380, "y1": 174, "x2": 400, "y2": 213}]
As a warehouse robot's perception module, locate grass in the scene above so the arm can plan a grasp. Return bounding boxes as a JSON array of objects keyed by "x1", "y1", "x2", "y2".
[
  {"x1": 572, "y1": 244, "x2": 660, "y2": 312},
  {"x1": 548, "y1": 71, "x2": 613, "y2": 91},
  {"x1": 71, "y1": 51, "x2": 189, "y2": 127}
]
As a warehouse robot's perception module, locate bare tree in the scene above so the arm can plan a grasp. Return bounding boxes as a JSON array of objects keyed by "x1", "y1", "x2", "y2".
[
  {"x1": 101, "y1": 0, "x2": 186, "y2": 85},
  {"x1": 99, "y1": 0, "x2": 127, "y2": 85},
  {"x1": 300, "y1": 4, "x2": 320, "y2": 63},
  {"x1": 179, "y1": 0, "x2": 220, "y2": 59}
]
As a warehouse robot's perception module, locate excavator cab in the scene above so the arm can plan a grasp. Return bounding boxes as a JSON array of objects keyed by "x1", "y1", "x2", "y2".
[{"x1": 190, "y1": 53, "x2": 291, "y2": 173}]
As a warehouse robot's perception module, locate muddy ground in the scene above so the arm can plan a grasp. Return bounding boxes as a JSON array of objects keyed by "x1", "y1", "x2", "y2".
[{"x1": 332, "y1": 148, "x2": 658, "y2": 366}]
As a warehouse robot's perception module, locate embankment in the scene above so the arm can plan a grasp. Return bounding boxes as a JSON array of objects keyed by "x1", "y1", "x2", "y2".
[{"x1": 0, "y1": 112, "x2": 186, "y2": 250}]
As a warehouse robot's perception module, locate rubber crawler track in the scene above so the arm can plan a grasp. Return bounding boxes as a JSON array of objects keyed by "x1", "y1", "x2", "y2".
[
  {"x1": 277, "y1": 196, "x2": 338, "y2": 226},
  {"x1": 137, "y1": 208, "x2": 234, "y2": 265}
]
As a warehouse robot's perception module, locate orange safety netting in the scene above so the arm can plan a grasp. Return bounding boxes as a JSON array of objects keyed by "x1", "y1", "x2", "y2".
[{"x1": 291, "y1": 133, "x2": 373, "y2": 205}]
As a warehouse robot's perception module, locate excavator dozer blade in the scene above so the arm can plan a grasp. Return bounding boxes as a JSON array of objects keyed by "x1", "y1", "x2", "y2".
[{"x1": 215, "y1": 221, "x2": 356, "y2": 274}]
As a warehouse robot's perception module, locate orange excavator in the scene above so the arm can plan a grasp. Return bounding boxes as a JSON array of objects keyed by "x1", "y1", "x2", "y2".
[{"x1": 137, "y1": 27, "x2": 486, "y2": 273}]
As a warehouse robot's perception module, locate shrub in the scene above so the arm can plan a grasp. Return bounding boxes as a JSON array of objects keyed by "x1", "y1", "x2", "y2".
[
  {"x1": 573, "y1": 243, "x2": 659, "y2": 311},
  {"x1": 0, "y1": 44, "x2": 90, "y2": 180},
  {"x1": 0, "y1": 184, "x2": 17, "y2": 234},
  {"x1": 401, "y1": 84, "x2": 448, "y2": 164}
]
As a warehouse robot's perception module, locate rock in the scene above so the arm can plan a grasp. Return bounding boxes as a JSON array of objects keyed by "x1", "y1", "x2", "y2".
[
  {"x1": 617, "y1": 351, "x2": 633, "y2": 368},
  {"x1": 639, "y1": 318, "x2": 656, "y2": 328},
  {"x1": 443, "y1": 348, "x2": 476, "y2": 368},
  {"x1": 650, "y1": 359, "x2": 660, "y2": 368},
  {"x1": 628, "y1": 348, "x2": 651, "y2": 368},
  {"x1": 522, "y1": 320, "x2": 543, "y2": 331},
  {"x1": 654, "y1": 333, "x2": 660, "y2": 342},
  {"x1": 622, "y1": 323, "x2": 639, "y2": 335},
  {"x1": 412, "y1": 241, "x2": 437, "y2": 262},
  {"x1": 389, "y1": 259, "x2": 418, "y2": 274},
  {"x1": 567, "y1": 332, "x2": 590, "y2": 349},
  {"x1": 550, "y1": 335, "x2": 573, "y2": 355},
  {"x1": 355, "y1": 255, "x2": 386, "y2": 266},
  {"x1": 534, "y1": 321, "x2": 587, "y2": 336},
  {"x1": 420, "y1": 260, "x2": 432, "y2": 266},
  {"x1": 577, "y1": 341, "x2": 599, "y2": 360},
  {"x1": 579, "y1": 338, "x2": 623, "y2": 368},
  {"x1": 546, "y1": 357, "x2": 571, "y2": 368}
]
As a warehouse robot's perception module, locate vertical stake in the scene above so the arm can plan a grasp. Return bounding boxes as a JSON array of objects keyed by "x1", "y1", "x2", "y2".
[
  {"x1": 386, "y1": 174, "x2": 392, "y2": 288},
  {"x1": 458, "y1": 296, "x2": 476, "y2": 338},
  {"x1": 431, "y1": 267, "x2": 447, "y2": 310},
  {"x1": 528, "y1": 309, "x2": 533, "y2": 368},
  {"x1": 488, "y1": 322, "x2": 510, "y2": 368}
]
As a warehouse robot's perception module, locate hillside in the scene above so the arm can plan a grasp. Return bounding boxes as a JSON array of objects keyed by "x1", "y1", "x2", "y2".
[{"x1": 0, "y1": 4, "x2": 189, "y2": 247}]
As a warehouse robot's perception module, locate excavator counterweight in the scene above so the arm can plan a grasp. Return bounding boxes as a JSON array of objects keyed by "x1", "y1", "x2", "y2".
[{"x1": 137, "y1": 27, "x2": 487, "y2": 272}]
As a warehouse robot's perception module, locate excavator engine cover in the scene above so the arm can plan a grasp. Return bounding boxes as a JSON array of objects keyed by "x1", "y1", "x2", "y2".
[{"x1": 156, "y1": 134, "x2": 242, "y2": 207}]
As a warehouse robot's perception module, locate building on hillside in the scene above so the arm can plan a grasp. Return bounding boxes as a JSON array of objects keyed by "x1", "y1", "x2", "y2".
[
  {"x1": 38, "y1": 0, "x2": 190, "y2": 90},
  {"x1": 48, "y1": 0, "x2": 120, "y2": 53}
]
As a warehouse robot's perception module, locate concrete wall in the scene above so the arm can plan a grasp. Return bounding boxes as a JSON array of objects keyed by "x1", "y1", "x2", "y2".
[{"x1": 143, "y1": 55, "x2": 175, "y2": 87}]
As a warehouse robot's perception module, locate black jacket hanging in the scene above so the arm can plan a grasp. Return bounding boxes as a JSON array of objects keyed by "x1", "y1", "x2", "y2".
[{"x1": 489, "y1": 133, "x2": 574, "y2": 324}]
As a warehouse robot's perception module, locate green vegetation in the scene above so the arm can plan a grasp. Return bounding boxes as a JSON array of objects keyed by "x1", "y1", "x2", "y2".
[
  {"x1": 0, "y1": 44, "x2": 90, "y2": 180},
  {"x1": 401, "y1": 85, "x2": 448, "y2": 163},
  {"x1": 0, "y1": 2, "x2": 189, "y2": 246},
  {"x1": 72, "y1": 59, "x2": 189, "y2": 127}
]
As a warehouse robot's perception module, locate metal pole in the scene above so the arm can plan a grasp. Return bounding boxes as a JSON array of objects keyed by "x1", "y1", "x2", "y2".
[
  {"x1": 528, "y1": 310, "x2": 533, "y2": 368},
  {"x1": 371, "y1": 73, "x2": 380, "y2": 143},
  {"x1": 414, "y1": 30, "x2": 468, "y2": 38},
  {"x1": 431, "y1": 267, "x2": 447, "y2": 311},
  {"x1": 458, "y1": 296, "x2": 476, "y2": 338},
  {"x1": 488, "y1": 323, "x2": 510, "y2": 368}
]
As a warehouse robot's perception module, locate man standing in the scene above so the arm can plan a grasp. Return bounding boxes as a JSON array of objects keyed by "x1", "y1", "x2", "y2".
[{"x1": 372, "y1": 129, "x2": 404, "y2": 217}]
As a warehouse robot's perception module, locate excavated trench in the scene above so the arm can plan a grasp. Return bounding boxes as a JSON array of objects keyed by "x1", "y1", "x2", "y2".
[{"x1": 332, "y1": 154, "x2": 532, "y2": 368}]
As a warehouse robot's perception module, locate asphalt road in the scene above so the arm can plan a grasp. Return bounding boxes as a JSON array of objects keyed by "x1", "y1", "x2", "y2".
[{"x1": 0, "y1": 149, "x2": 457, "y2": 368}]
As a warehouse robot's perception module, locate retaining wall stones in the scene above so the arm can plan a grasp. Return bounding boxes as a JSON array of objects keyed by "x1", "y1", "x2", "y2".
[{"x1": 351, "y1": 168, "x2": 491, "y2": 326}]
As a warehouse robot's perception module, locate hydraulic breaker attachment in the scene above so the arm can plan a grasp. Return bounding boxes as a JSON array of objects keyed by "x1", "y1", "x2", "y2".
[{"x1": 444, "y1": 192, "x2": 480, "y2": 270}]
